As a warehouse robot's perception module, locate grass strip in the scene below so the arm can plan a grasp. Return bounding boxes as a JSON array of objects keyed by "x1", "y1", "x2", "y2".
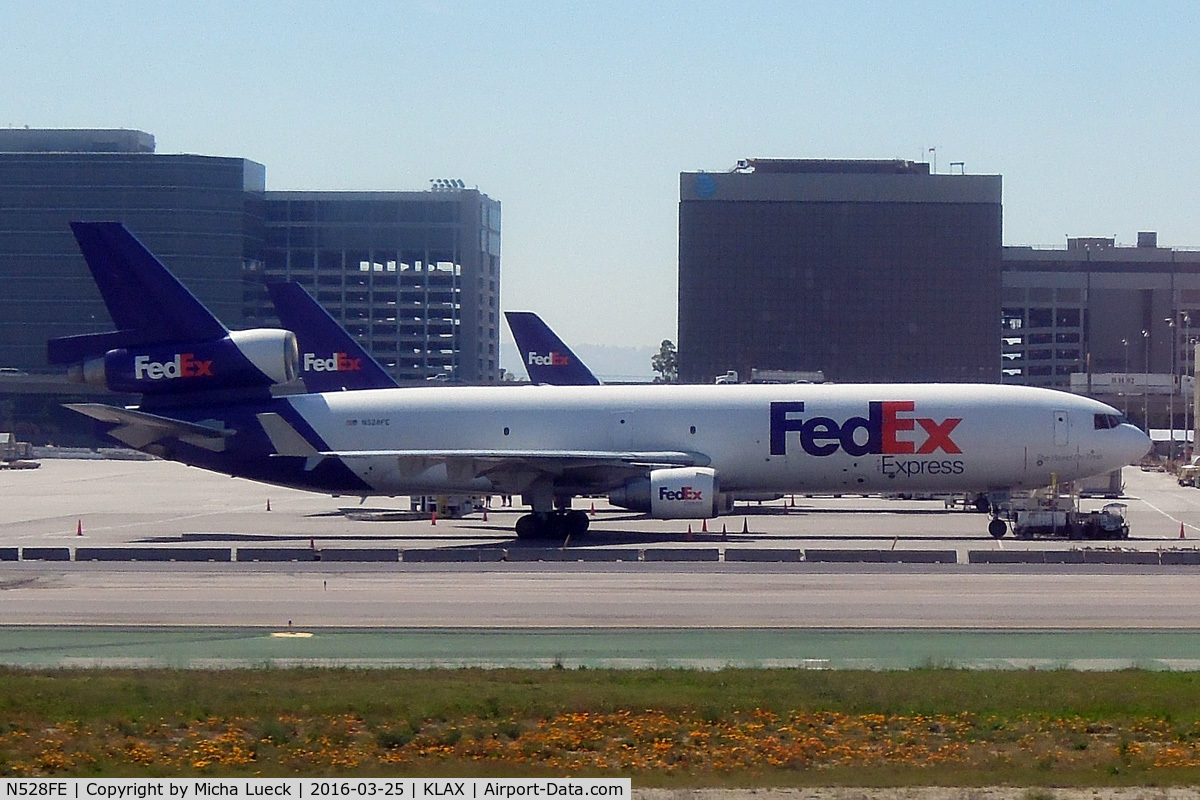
[{"x1": 3, "y1": 667, "x2": 1200, "y2": 784}]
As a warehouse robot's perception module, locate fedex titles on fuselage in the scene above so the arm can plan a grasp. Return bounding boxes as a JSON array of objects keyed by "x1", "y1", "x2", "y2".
[
  {"x1": 770, "y1": 400, "x2": 965, "y2": 479},
  {"x1": 303, "y1": 352, "x2": 362, "y2": 373}
]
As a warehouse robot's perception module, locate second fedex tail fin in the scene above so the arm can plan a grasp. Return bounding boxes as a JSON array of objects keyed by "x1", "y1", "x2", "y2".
[
  {"x1": 267, "y1": 282, "x2": 398, "y2": 392},
  {"x1": 505, "y1": 311, "x2": 600, "y2": 385}
]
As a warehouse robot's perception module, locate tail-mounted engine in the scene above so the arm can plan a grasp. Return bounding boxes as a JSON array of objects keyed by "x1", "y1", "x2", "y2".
[
  {"x1": 68, "y1": 328, "x2": 299, "y2": 395},
  {"x1": 608, "y1": 467, "x2": 722, "y2": 519}
]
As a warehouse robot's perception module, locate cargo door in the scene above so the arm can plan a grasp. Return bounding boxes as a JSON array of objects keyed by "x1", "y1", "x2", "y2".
[{"x1": 1054, "y1": 410, "x2": 1069, "y2": 446}]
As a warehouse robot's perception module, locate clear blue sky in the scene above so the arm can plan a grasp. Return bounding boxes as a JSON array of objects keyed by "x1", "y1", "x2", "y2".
[{"x1": 3, "y1": 1, "x2": 1199, "y2": 350}]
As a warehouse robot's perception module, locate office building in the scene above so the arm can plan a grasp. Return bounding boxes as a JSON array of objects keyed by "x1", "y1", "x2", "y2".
[
  {"x1": 0, "y1": 129, "x2": 264, "y2": 371},
  {"x1": 0, "y1": 130, "x2": 500, "y2": 385},
  {"x1": 678, "y1": 159, "x2": 1003, "y2": 384},
  {"x1": 244, "y1": 190, "x2": 501, "y2": 384},
  {"x1": 1002, "y1": 233, "x2": 1200, "y2": 390}
]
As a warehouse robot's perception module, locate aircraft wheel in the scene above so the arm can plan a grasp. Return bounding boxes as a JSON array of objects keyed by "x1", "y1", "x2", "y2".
[
  {"x1": 563, "y1": 510, "x2": 589, "y2": 537},
  {"x1": 988, "y1": 518, "x2": 1007, "y2": 538},
  {"x1": 515, "y1": 514, "x2": 545, "y2": 539}
]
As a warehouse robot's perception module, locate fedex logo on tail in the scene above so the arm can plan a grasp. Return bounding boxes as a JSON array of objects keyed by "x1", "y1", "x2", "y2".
[
  {"x1": 133, "y1": 353, "x2": 213, "y2": 380},
  {"x1": 303, "y1": 352, "x2": 362, "y2": 373},
  {"x1": 527, "y1": 351, "x2": 570, "y2": 367},
  {"x1": 770, "y1": 401, "x2": 962, "y2": 457}
]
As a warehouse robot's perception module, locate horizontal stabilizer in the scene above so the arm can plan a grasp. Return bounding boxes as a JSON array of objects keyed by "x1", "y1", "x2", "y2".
[
  {"x1": 47, "y1": 330, "x2": 151, "y2": 366},
  {"x1": 64, "y1": 403, "x2": 233, "y2": 452}
]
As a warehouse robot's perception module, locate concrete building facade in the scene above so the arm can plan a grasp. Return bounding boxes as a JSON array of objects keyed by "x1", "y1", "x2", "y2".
[
  {"x1": 245, "y1": 190, "x2": 501, "y2": 383},
  {"x1": 1002, "y1": 234, "x2": 1200, "y2": 391},
  {"x1": 0, "y1": 130, "x2": 501, "y2": 385}
]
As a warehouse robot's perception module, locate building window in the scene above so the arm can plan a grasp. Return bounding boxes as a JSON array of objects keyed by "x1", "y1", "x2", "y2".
[
  {"x1": 1028, "y1": 308, "x2": 1052, "y2": 328},
  {"x1": 1055, "y1": 308, "x2": 1081, "y2": 327}
]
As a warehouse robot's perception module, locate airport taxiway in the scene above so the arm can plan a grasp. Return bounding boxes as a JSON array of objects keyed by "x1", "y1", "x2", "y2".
[
  {"x1": 1, "y1": 457, "x2": 1197, "y2": 553},
  {"x1": 3, "y1": 459, "x2": 1200, "y2": 632}
]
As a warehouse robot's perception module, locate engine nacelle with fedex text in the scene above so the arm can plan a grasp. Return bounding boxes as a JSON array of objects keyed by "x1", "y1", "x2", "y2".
[
  {"x1": 67, "y1": 329, "x2": 298, "y2": 395},
  {"x1": 608, "y1": 467, "x2": 725, "y2": 519},
  {"x1": 52, "y1": 222, "x2": 1151, "y2": 539}
]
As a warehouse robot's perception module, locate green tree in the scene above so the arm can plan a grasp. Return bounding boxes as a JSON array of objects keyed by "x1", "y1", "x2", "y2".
[{"x1": 651, "y1": 339, "x2": 678, "y2": 383}]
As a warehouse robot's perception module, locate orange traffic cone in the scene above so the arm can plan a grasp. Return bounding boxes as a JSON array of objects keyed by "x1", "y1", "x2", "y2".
[
  {"x1": 702, "y1": 518, "x2": 708, "y2": 532},
  {"x1": 266, "y1": 499, "x2": 271, "y2": 512},
  {"x1": 482, "y1": 507, "x2": 488, "y2": 522},
  {"x1": 431, "y1": 510, "x2": 437, "y2": 526},
  {"x1": 76, "y1": 519, "x2": 83, "y2": 537},
  {"x1": 589, "y1": 502, "x2": 596, "y2": 516},
  {"x1": 1181, "y1": 522, "x2": 1187, "y2": 539},
  {"x1": 721, "y1": 523, "x2": 728, "y2": 541},
  {"x1": 686, "y1": 524, "x2": 694, "y2": 541},
  {"x1": 741, "y1": 518, "x2": 749, "y2": 534}
]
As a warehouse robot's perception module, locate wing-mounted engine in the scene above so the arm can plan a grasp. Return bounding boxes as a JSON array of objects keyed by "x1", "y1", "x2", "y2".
[
  {"x1": 608, "y1": 466, "x2": 722, "y2": 519},
  {"x1": 68, "y1": 328, "x2": 299, "y2": 395}
]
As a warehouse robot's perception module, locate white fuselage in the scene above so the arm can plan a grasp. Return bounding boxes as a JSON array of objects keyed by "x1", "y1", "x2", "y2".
[{"x1": 283, "y1": 382, "x2": 1150, "y2": 497}]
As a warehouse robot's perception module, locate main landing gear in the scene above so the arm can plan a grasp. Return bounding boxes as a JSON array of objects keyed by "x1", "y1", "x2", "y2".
[
  {"x1": 988, "y1": 517, "x2": 1008, "y2": 538},
  {"x1": 515, "y1": 510, "x2": 590, "y2": 539}
]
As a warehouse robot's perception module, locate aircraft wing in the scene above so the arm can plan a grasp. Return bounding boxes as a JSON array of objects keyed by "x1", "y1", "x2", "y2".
[
  {"x1": 255, "y1": 410, "x2": 705, "y2": 490},
  {"x1": 321, "y1": 449, "x2": 705, "y2": 466},
  {"x1": 65, "y1": 403, "x2": 234, "y2": 451},
  {"x1": 320, "y1": 448, "x2": 710, "y2": 493}
]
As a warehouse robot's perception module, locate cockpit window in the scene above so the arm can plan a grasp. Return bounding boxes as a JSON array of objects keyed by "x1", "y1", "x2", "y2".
[{"x1": 1094, "y1": 413, "x2": 1125, "y2": 430}]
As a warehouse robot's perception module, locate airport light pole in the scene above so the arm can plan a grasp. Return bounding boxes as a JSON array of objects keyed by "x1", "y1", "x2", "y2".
[
  {"x1": 1143, "y1": 329, "x2": 1150, "y2": 433},
  {"x1": 1167, "y1": 317, "x2": 1177, "y2": 459},
  {"x1": 1122, "y1": 337, "x2": 1130, "y2": 416},
  {"x1": 1186, "y1": 313, "x2": 1193, "y2": 459}
]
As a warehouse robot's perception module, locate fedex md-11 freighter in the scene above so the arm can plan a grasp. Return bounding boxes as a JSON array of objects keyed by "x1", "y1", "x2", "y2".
[{"x1": 51, "y1": 223, "x2": 1151, "y2": 539}]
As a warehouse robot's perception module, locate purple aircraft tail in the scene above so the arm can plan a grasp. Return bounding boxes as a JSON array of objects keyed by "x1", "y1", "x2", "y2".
[
  {"x1": 505, "y1": 311, "x2": 600, "y2": 385},
  {"x1": 47, "y1": 222, "x2": 297, "y2": 401},
  {"x1": 268, "y1": 282, "x2": 398, "y2": 391},
  {"x1": 47, "y1": 222, "x2": 228, "y2": 365}
]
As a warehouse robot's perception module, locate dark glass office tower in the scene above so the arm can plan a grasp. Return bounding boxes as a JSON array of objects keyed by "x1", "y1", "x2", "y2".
[
  {"x1": 0, "y1": 129, "x2": 264, "y2": 371},
  {"x1": 678, "y1": 159, "x2": 1002, "y2": 384}
]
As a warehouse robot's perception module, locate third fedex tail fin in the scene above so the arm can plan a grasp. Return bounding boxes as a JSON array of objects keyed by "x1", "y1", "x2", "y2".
[
  {"x1": 267, "y1": 282, "x2": 398, "y2": 392},
  {"x1": 505, "y1": 311, "x2": 601, "y2": 385}
]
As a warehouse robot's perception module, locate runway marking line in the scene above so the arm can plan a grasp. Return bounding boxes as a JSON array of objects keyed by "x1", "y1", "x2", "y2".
[{"x1": 1130, "y1": 494, "x2": 1200, "y2": 535}]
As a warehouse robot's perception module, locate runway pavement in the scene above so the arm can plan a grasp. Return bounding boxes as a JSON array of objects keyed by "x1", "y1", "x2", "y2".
[
  {"x1": 0, "y1": 561, "x2": 1199, "y2": 628},
  {"x1": 3, "y1": 459, "x2": 1200, "y2": 633},
  {"x1": 1, "y1": 458, "x2": 1197, "y2": 554}
]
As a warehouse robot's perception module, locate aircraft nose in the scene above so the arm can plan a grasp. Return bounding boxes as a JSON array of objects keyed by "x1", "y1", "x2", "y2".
[{"x1": 1118, "y1": 424, "x2": 1152, "y2": 465}]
